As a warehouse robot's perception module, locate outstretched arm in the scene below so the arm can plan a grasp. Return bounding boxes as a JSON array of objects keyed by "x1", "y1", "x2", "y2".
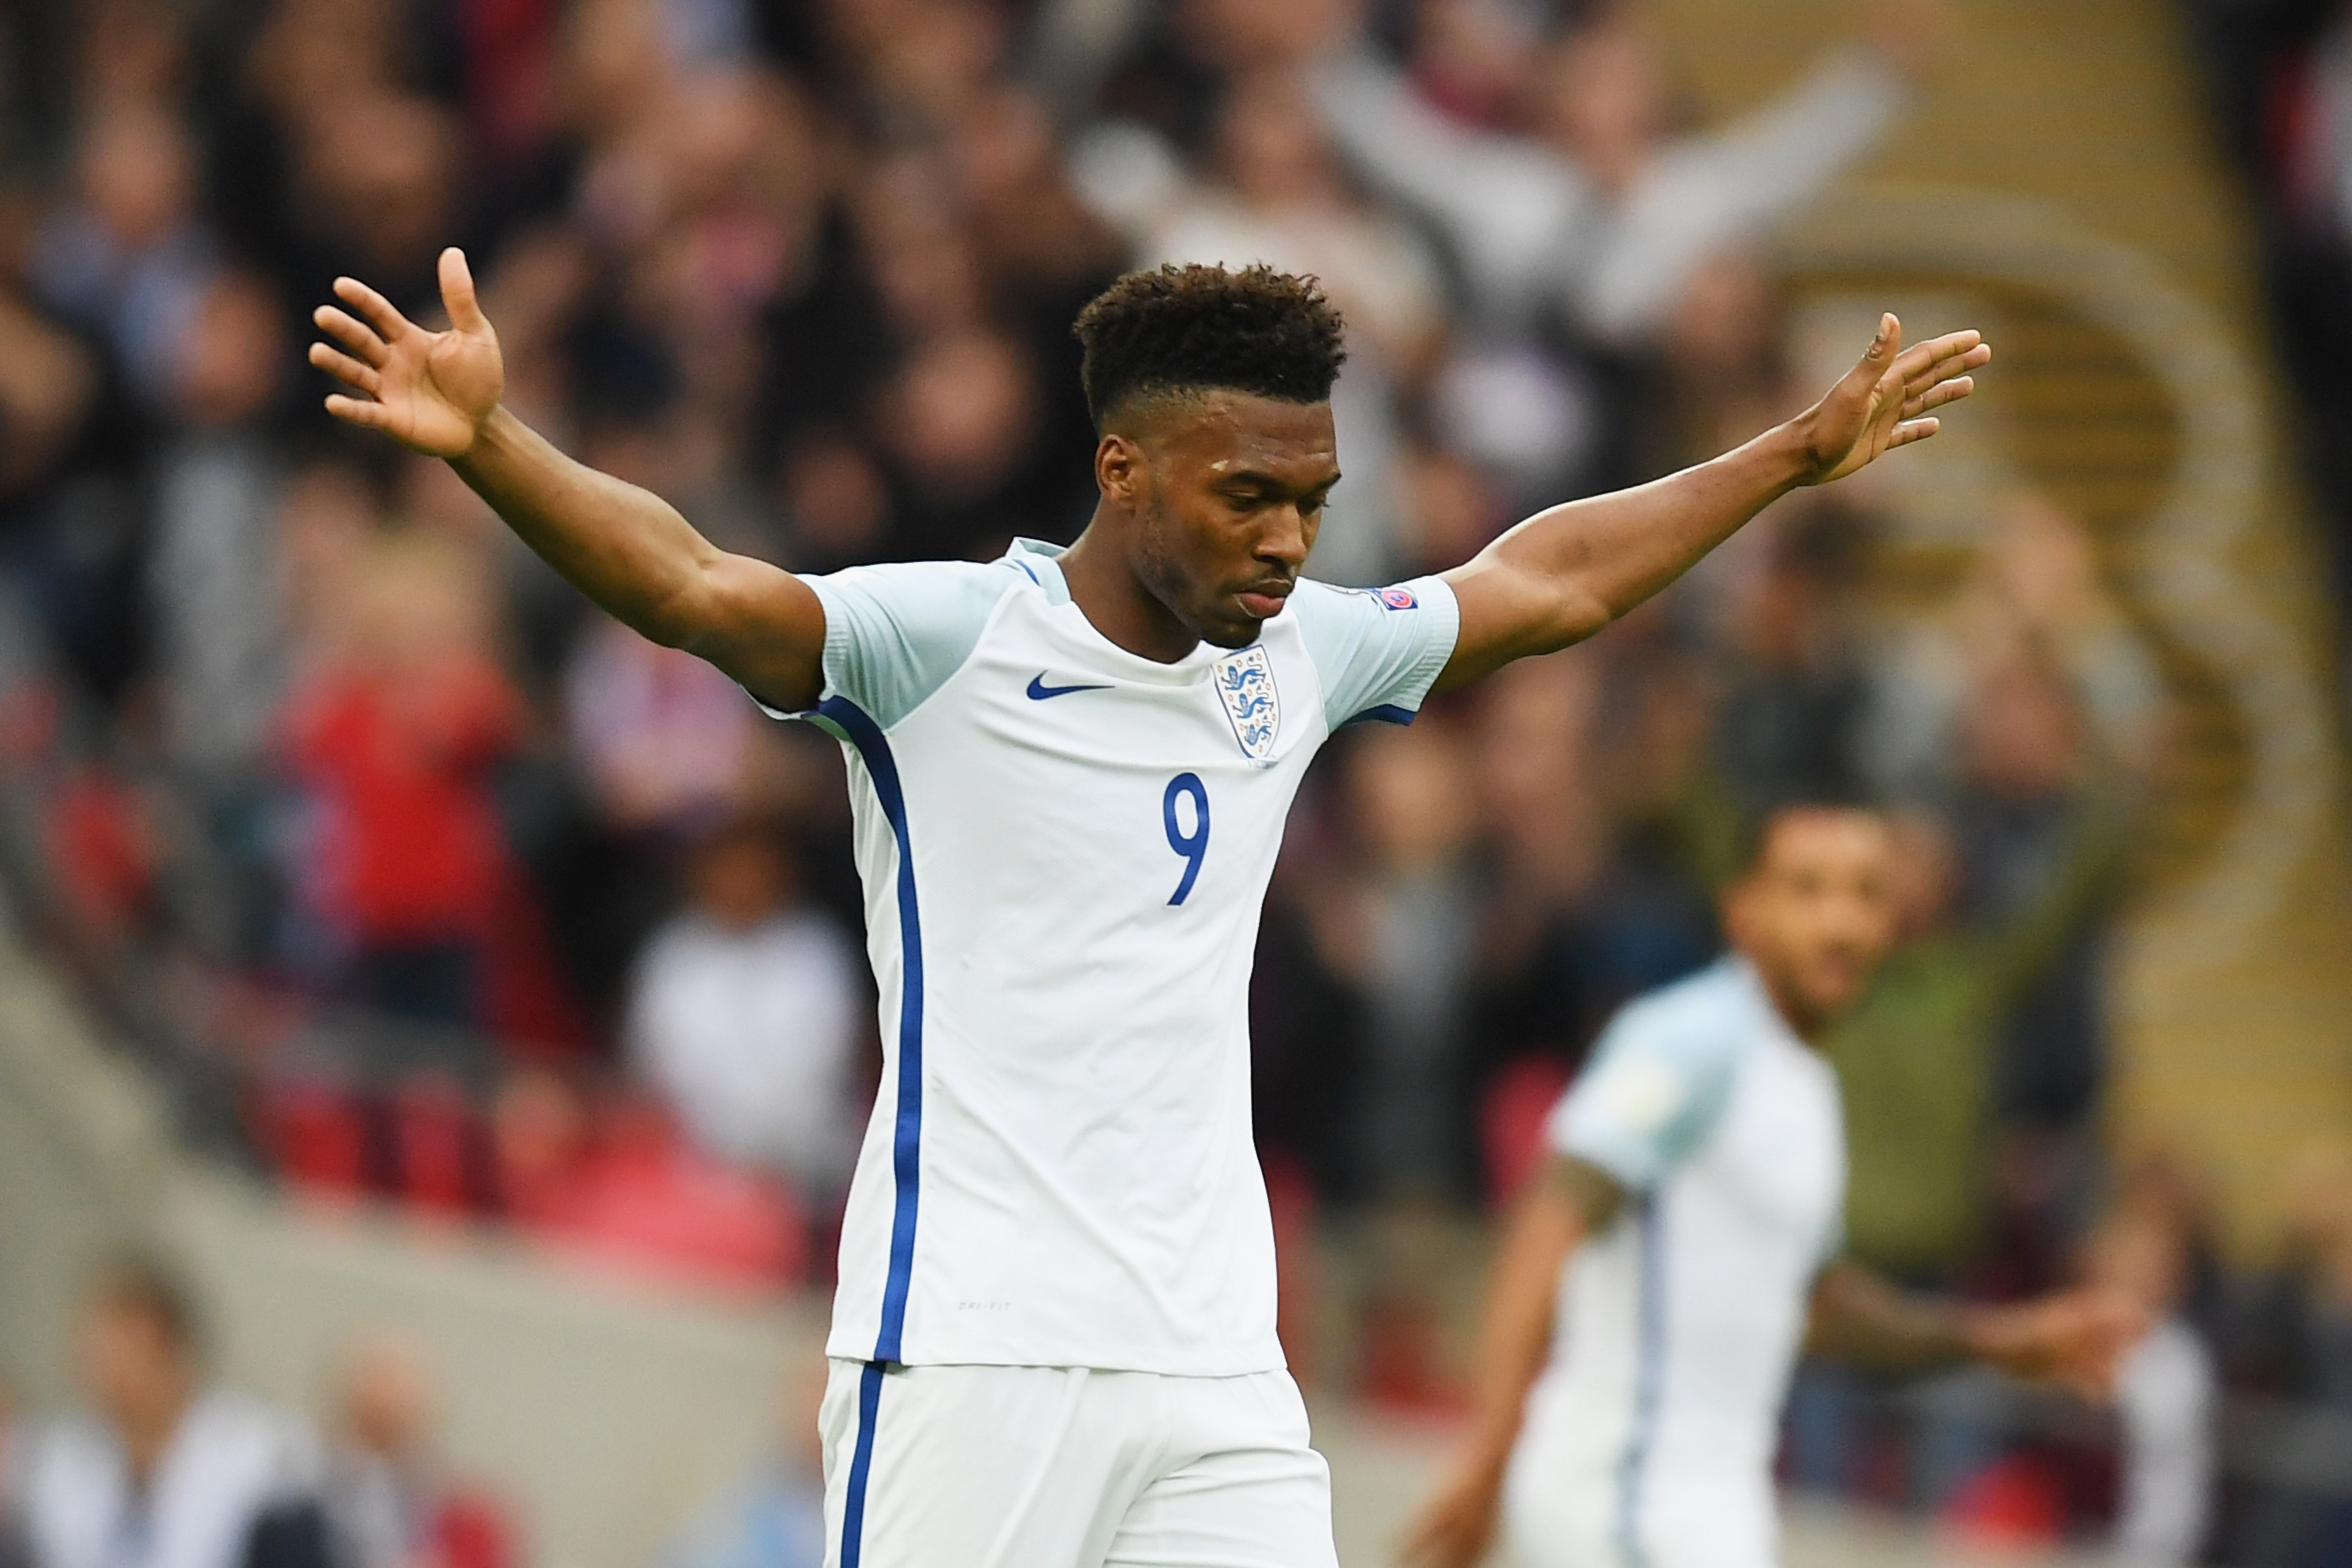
[
  {"x1": 1401, "y1": 1156, "x2": 1625, "y2": 1568},
  {"x1": 1807, "y1": 1259, "x2": 2145, "y2": 1400},
  {"x1": 308, "y1": 248, "x2": 825, "y2": 711},
  {"x1": 1435, "y1": 313, "x2": 1989, "y2": 690}
]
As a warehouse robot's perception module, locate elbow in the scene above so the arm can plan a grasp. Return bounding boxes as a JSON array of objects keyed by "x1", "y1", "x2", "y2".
[
  {"x1": 1537, "y1": 583, "x2": 1616, "y2": 653},
  {"x1": 638, "y1": 570, "x2": 717, "y2": 652}
]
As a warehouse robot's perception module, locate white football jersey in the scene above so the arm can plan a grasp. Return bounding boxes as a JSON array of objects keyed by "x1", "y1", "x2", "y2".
[
  {"x1": 1507, "y1": 958, "x2": 1847, "y2": 1568},
  {"x1": 772, "y1": 538, "x2": 1459, "y2": 1374}
]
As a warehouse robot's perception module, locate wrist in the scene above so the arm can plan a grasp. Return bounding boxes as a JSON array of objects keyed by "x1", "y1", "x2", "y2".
[
  {"x1": 451, "y1": 403, "x2": 517, "y2": 471},
  {"x1": 1757, "y1": 413, "x2": 1826, "y2": 490},
  {"x1": 1953, "y1": 1303, "x2": 2009, "y2": 1365}
]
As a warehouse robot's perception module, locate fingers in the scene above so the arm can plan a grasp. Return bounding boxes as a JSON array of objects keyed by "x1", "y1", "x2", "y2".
[
  {"x1": 1865, "y1": 312, "x2": 1900, "y2": 364},
  {"x1": 1905, "y1": 343, "x2": 1991, "y2": 394},
  {"x1": 313, "y1": 305, "x2": 389, "y2": 367},
  {"x1": 1901, "y1": 375, "x2": 1973, "y2": 419},
  {"x1": 439, "y1": 246, "x2": 490, "y2": 336},
  {"x1": 322, "y1": 392, "x2": 389, "y2": 430},
  {"x1": 1885, "y1": 416, "x2": 1939, "y2": 449},
  {"x1": 307, "y1": 340, "x2": 381, "y2": 394},
  {"x1": 1895, "y1": 330, "x2": 1990, "y2": 387},
  {"x1": 332, "y1": 275, "x2": 416, "y2": 344}
]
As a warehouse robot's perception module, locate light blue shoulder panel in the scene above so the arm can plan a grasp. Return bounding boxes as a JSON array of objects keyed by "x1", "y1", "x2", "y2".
[
  {"x1": 1546, "y1": 960, "x2": 1755, "y2": 1192},
  {"x1": 1285, "y1": 574, "x2": 1462, "y2": 732},
  {"x1": 751, "y1": 558, "x2": 1021, "y2": 730}
]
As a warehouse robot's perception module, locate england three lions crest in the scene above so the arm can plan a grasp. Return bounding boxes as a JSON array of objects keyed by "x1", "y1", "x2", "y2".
[{"x1": 1213, "y1": 647, "x2": 1281, "y2": 761}]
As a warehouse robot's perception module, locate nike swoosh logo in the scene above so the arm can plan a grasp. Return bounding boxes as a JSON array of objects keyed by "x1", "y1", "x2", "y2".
[{"x1": 1026, "y1": 673, "x2": 1112, "y2": 700}]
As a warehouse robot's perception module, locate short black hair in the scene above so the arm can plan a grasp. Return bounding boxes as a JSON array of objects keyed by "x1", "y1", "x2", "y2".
[
  {"x1": 1731, "y1": 795, "x2": 1884, "y2": 877},
  {"x1": 1073, "y1": 264, "x2": 1347, "y2": 429}
]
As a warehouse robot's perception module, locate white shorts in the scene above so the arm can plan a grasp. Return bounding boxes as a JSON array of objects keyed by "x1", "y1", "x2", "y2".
[
  {"x1": 1501, "y1": 1447, "x2": 1778, "y2": 1568},
  {"x1": 817, "y1": 1359, "x2": 1339, "y2": 1568}
]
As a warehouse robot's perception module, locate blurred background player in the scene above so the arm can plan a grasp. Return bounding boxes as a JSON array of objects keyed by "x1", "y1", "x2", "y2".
[{"x1": 1402, "y1": 803, "x2": 2142, "y2": 1568}]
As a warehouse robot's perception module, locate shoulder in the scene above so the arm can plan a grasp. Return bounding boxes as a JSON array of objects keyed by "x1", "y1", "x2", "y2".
[
  {"x1": 792, "y1": 558, "x2": 1031, "y2": 729},
  {"x1": 1602, "y1": 961, "x2": 1762, "y2": 1067},
  {"x1": 1549, "y1": 961, "x2": 1756, "y2": 1187},
  {"x1": 1282, "y1": 576, "x2": 1462, "y2": 730},
  {"x1": 803, "y1": 557, "x2": 1026, "y2": 619}
]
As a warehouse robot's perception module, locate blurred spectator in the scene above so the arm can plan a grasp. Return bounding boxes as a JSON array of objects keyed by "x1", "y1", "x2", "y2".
[
  {"x1": 1307, "y1": 5, "x2": 1918, "y2": 343},
  {"x1": 656, "y1": 1360, "x2": 825, "y2": 1568},
  {"x1": 1709, "y1": 500, "x2": 1869, "y2": 823},
  {"x1": 23, "y1": 1262, "x2": 321, "y2": 1568},
  {"x1": 564, "y1": 621, "x2": 759, "y2": 839},
  {"x1": 320, "y1": 1335, "x2": 514, "y2": 1568},
  {"x1": 29, "y1": 101, "x2": 216, "y2": 406},
  {"x1": 2090, "y1": 1175, "x2": 2217, "y2": 1568},
  {"x1": 1472, "y1": 652, "x2": 1611, "y2": 1078},
  {"x1": 489, "y1": 1067, "x2": 594, "y2": 1231},
  {"x1": 1337, "y1": 721, "x2": 1484, "y2": 1203},
  {"x1": 2227, "y1": 1139, "x2": 2352, "y2": 1568},
  {"x1": 1860, "y1": 492, "x2": 2162, "y2": 804},
  {"x1": 624, "y1": 816, "x2": 866, "y2": 1206},
  {"x1": 0, "y1": 281, "x2": 102, "y2": 513},
  {"x1": 2242, "y1": 1141, "x2": 2352, "y2": 1407},
  {"x1": 147, "y1": 270, "x2": 292, "y2": 784},
  {"x1": 1954, "y1": 642, "x2": 2113, "y2": 1134},
  {"x1": 2178, "y1": 0, "x2": 2352, "y2": 645},
  {"x1": 275, "y1": 528, "x2": 527, "y2": 1034},
  {"x1": 1827, "y1": 791, "x2": 2128, "y2": 1281}
]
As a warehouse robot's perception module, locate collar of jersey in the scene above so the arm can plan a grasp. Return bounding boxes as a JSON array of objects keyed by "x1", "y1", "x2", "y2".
[
  {"x1": 1721, "y1": 954, "x2": 1805, "y2": 1050},
  {"x1": 1001, "y1": 536, "x2": 1243, "y2": 686},
  {"x1": 1003, "y1": 537, "x2": 1074, "y2": 604}
]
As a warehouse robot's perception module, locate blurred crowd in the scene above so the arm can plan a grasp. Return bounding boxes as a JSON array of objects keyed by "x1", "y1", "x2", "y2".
[
  {"x1": 0, "y1": 0, "x2": 2344, "y2": 1558},
  {"x1": 2180, "y1": 0, "x2": 2352, "y2": 665}
]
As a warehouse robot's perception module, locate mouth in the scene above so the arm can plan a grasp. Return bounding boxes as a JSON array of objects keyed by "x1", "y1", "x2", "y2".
[{"x1": 1234, "y1": 583, "x2": 1294, "y2": 620}]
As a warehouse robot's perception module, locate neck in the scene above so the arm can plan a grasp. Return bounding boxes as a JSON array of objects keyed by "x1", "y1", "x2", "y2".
[
  {"x1": 1743, "y1": 956, "x2": 1828, "y2": 1046},
  {"x1": 121, "y1": 1386, "x2": 192, "y2": 1485},
  {"x1": 1059, "y1": 511, "x2": 1200, "y2": 664}
]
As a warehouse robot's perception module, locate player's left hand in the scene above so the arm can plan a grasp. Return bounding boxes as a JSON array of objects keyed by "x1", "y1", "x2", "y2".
[
  {"x1": 1970, "y1": 1284, "x2": 2149, "y2": 1401},
  {"x1": 1793, "y1": 313, "x2": 1990, "y2": 486}
]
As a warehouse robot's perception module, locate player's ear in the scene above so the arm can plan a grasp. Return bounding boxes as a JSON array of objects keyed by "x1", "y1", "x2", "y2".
[{"x1": 1094, "y1": 432, "x2": 1144, "y2": 504}]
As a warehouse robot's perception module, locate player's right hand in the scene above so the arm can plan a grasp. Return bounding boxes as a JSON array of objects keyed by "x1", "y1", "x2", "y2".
[
  {"x1": 1974, "y1": 1283, "x2": 2149, "y2": 1402},
  {"x1": 309, "y1": 246, "x2": 503, "y2": 460},
  {"x1": 1399, "y1": 1451, "x2": 1505, "y2": 1568}
]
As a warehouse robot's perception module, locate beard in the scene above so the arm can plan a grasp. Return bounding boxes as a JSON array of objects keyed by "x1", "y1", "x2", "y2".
[{"x1": 1132, "y1": 490, "x2": 1261, "y2": 649}]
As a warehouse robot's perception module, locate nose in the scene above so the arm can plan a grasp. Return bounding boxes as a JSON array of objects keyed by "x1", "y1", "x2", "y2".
[{"x1": 1257, "y1": 504, "x2": 1312, "y2": 572}]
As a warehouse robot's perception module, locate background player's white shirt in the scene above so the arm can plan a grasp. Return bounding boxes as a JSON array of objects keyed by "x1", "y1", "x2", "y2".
[
  {"x1": 1507, "y1": 959, "x2": 1846, "y2": 1568},
  {"x1": 773, "y1": 539, "x2": 1459, "y2": 1375}
]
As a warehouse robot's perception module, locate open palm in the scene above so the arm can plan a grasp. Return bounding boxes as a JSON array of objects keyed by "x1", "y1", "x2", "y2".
[
  {"x1": 1799, "y1": 313, "x2": 1991, "y2": 486},
  {"x1": 308, "y1": 247, "x2": 503, "y2": 459}
]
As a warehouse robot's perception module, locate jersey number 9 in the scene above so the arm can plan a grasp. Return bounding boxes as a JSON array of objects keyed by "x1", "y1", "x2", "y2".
[{"x1": 1162, "y1": 773, "x2": 1210, "y2": 906}]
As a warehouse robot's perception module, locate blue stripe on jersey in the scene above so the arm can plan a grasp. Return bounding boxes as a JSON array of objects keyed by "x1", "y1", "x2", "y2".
[
  {"x1": 1616, "y1": 1192, "x2": 1667, "y2": 1568},
  {"x1": 839, "y1": 1361, "x2": 885, "y2": 1568},
  {"x1": 814, "y1": 696, "x2": 926, "y2": 1364},
  {"x1": 1342, "y1": 703, "x2": 1418, "y2": 727}
]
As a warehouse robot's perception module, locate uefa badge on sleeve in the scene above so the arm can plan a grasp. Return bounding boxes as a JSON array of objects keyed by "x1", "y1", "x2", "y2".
[
  {"x1": 1213, "y1": 647, "x2": 1281, "y2": 762},
  {"x1": 1378, "y1": 585, "x2": 1418, "y2": 611}
]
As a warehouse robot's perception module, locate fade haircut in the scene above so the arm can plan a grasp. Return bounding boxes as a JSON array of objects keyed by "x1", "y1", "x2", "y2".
[
  {"x1": 1731, "y1": 795, "x2": 1884, "y2": 880},
  {"x1": 1073, "y1": 264, "x2": 1347, "y2": 430}
]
